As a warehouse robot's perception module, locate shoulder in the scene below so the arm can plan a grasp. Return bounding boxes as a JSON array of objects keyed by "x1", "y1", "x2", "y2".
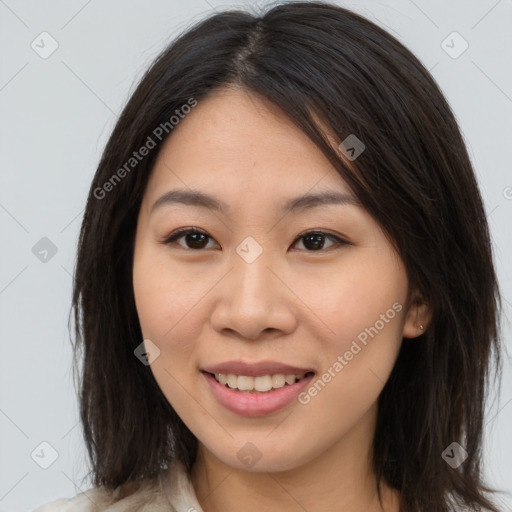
[
  {"x1": 31, "y1": 481, "x2": 159, "y2": 512},
  {"x1": 32, "y1": 488, "x2": 107, "y2": 511},
  {"x1": 32, "y1": 471, "x2": 175, "y2": 512},
  {"x1": 33, "y1": 459, "x2": 200, "y2": 512},
  {"x1": 32, "y1": 498, "x2": 71, "y2": 512}
]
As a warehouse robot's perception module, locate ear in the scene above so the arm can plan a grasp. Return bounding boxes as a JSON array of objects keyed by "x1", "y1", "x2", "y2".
[{"x1": 402, "y1": 290, "x2": 432, "y2": 339}]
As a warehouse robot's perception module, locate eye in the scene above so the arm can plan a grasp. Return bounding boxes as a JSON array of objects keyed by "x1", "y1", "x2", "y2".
[
  {"x1": 291, "y1": 230, "x2": 348, "y2": 251},
  {"x1": 162, "y1": 228, "x2": 349, "y2": 251},
  {"x1": 163, "y1": 227, "x2": 218, "y2": 250}
]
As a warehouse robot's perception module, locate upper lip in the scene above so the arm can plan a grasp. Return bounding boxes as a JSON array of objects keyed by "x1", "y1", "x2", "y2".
[{"x1": 201, "y1": 360, "x2": 315, "y2": 377}]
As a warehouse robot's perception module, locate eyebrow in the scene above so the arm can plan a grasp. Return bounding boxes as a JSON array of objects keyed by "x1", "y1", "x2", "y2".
[{"x1": 150, "y1": 188, "x2": 361, "y2": 215}]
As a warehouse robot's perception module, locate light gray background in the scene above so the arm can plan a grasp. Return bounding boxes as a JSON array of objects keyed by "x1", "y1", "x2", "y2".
[{"x1": 0, "y1": 0, "x2": 511, "y2": 510}]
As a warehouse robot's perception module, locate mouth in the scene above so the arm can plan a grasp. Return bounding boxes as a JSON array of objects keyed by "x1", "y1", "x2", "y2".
[{"x1": 200, "y1": 368, "x2": 316, "y2": 417}]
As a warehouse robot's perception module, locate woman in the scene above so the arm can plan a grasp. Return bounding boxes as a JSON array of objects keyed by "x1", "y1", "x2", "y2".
[{"x1": 34, "y1": 2, "x2": 504, "y2": 511}]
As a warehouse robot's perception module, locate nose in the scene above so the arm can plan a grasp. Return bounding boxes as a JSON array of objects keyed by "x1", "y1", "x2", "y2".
[{"x1": 209, "y1": 247, "x2": 298, "y2": 341}]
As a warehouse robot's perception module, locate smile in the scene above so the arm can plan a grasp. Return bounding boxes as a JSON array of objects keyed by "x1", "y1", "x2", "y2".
[{"x1": 201, "y1": 371, "x2": 316, "y2": 416}]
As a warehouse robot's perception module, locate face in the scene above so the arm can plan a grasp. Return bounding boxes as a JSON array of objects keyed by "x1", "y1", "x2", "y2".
[{"x1": 132, "y1": 86, "x2": 424, "y2": 474}]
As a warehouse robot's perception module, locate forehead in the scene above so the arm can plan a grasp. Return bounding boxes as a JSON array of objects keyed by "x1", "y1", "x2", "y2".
[{"x1": 145, "y1": 86, "x2": 355, "y2": 202}]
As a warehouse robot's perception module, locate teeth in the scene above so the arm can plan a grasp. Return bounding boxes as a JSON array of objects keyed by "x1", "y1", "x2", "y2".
[
  {"x1": 214, "y1": 373, "x2": 307, "y2": 392},
  {"x1": 272, "y1": 374, "x2": 286, "y2": 388},
  {"x1": 285, "y1": 374, "x2": 298, "y2": 385},
  {"x1": 238, "y1": 375, "x2": 255, "y2": 391},
  {"x1": 227, "y1": 374, "x2": 237, "y2": 389}
]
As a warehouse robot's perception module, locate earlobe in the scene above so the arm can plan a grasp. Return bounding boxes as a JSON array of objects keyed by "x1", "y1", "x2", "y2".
[{"x1": 402, "y1": 294, "x2": 431, "y2": 339}]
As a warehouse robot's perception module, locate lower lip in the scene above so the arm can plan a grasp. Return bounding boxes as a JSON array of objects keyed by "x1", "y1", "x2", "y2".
[{"x1": 201, "y1": 371, "x2": 315, "y2": 417}]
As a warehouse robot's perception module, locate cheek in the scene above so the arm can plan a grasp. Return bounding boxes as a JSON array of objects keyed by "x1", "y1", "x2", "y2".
[
  {"x1": 133, "y1": 246, "x2": 208, "y2": 343},
  {"x1": 132, "y1": 250, "x2": 200, "y2": 408},
  {"x1": 303, "y1": 250, "x2": 407, "y2": 400},
  {"x1": 308, "y1": 249, "x2": 407, "y2": 343},
  {"x1": 296, "y1": 305, "x2": 405, "y2": 447},
  {"x1": 132, "y1": 246, "x2": 222, "y2": 414}
]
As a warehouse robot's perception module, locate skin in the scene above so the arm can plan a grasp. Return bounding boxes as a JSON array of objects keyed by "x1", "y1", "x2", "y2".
[{"x1": 132, "y1": 86, "x2": 430, "y2": 512}]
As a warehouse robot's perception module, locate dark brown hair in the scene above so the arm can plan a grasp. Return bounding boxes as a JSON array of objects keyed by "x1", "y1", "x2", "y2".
[{"x1": 71, "y1": 2, "x2": 504, "y2": 510}]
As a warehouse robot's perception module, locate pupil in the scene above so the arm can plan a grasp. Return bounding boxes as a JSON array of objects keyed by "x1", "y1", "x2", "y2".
[
  {"x1": 187, "y1": 233, "x2": 207, "y2": 249},
  {"x1": 305, "y1": 234, "x2": 324, "y2": 250}
]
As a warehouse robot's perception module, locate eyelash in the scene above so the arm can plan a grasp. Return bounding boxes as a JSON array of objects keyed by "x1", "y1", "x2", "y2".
[{"x1": 161, "y1": 227, "x2": 350, "y2": 252}]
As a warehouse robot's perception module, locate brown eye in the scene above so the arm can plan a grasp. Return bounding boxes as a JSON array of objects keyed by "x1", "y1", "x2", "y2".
[
  {"x1": 292, "y1": 231, "x2": 347, "y2": 251},
  {"x1": 164, "y1": 228, "x2": 218, "y2": 250}
]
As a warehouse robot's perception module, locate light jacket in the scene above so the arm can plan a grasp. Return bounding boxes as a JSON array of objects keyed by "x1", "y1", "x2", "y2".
[{"x1": 33, "y1": 459, "x2": 204, "y2": 512}]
